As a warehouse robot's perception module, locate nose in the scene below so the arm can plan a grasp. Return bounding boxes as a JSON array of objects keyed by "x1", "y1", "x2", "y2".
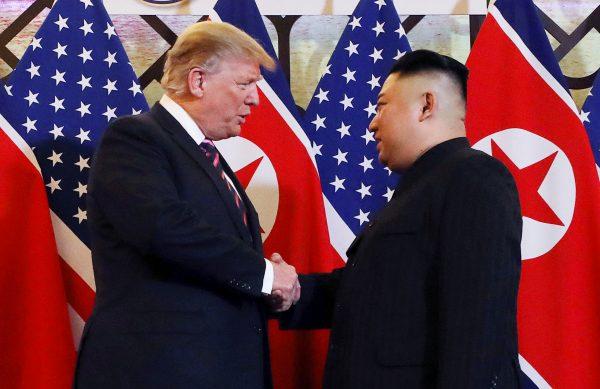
[
  {"x1": 246, "y1": 84, "x2": 259, "y2": 106},
  {"x1": 368, "y1": 115, "x2": 377, "y2": 133}
]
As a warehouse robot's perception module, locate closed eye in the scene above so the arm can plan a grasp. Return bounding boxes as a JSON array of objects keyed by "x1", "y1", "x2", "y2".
[{"x1": 237, "y1": 80, "x2": 258, "y2": 90}]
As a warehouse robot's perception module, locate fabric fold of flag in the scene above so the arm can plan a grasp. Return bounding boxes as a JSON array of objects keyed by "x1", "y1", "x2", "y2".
[
  {"x1": 0, "y1": 96, "x2": 76, "y2": 388},
  {"x1": 0, "y1": 0, "x2": 148, "y2": 372},
  {"x1": 303, "y1": 0, "x2": 410, "y2": 252}
]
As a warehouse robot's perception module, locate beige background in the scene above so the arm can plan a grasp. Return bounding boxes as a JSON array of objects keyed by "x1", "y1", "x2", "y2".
[
  {"x1": 103, "y1": 0, "x2": 489, "y2": 15},
  {"x1": 1, "y1": 0, "x2": 598, "y2": 110}
]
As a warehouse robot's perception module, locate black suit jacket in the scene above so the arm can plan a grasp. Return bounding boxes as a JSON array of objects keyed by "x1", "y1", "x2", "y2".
[
  {"x1": 74, "y1": 104, "x2": 272, "y2": 389},
  {"x1": 282, "y1": 138, "x2": 522, "y2": 389}
]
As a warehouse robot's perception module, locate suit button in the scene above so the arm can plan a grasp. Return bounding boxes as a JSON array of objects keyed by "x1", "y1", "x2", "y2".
[{"x1": 257, "y1": 327, "x2": 263, "y2": 334}]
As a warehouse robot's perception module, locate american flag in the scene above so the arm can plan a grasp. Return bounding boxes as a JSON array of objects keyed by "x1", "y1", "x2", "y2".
[
  {"x1": 304, "y1": 0, "x2": 411, "y2": 240},
  {"x1": 1, "y1": 0, "x2": 148, "y2": 338},
  {"x1": 581, "y1": 72, "x2": 600, "y2": 178}
]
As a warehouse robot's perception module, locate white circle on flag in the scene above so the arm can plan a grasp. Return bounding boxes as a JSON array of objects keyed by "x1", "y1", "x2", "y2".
[
  {"x1": 472, "y1": 128, "x2": 575, "y2": 260},
  {"x1": 215, "y1": 136, "x2": 279, "y2": 242}
]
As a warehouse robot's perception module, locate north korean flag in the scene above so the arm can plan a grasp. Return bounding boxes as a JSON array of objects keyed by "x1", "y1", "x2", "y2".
[
  {"x1": 0, "y1": 89, "x2": 76, "y2": 388},
  {"x1": 466, "y1": 0, "x2": 600, "y2": 387},
  {"x1": 211, "y1": 2, "x2": 344, "y2": 389}
]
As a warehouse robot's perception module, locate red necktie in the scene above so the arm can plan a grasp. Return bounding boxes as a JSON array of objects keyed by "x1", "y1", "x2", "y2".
[{"x1": 200, "y1": 139, "x2": 248, "y2": 226}]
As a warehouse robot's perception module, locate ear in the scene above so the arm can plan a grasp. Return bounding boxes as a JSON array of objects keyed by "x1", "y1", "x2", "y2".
[
  {"x1": 418, "y1": 91, "x2": 435, "y2": 122},
  {"x1": 187, "y1": 67, "x2": 205, "y2": 98}
]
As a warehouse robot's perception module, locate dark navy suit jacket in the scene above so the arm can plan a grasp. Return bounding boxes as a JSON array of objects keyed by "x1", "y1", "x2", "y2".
[{"x1": 74, "y1": 104, "x2": 272, "y2": 388}]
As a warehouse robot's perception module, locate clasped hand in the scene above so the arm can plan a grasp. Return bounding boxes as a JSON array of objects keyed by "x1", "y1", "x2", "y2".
[{"x1": 267, "y1": 253, "x2": 300, "y2": 312}]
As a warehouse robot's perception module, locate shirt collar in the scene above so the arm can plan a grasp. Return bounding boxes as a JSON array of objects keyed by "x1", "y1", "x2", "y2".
[{"x1": 159, "y1": 94, "x2": 206, "y2": 145}]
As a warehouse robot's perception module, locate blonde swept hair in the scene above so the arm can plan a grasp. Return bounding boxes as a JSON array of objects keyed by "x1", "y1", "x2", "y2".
[{"x1": 161, "y1": 21, "x2": 276, "y2": 95}]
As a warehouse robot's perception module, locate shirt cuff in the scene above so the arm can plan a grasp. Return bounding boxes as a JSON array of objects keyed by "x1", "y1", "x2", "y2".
[{"x1": 262, "y1": 259, "x2": 274, "y2": 294}]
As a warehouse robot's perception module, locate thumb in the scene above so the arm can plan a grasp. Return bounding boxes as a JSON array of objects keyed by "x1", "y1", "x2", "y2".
[{"x1": 270, "y1": 252, "x2": 283, "y2": 264}]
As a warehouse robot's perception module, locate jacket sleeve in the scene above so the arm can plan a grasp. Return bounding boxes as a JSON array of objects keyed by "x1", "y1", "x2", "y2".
[
  {"x1": 88, "y1": 116, "x2": 266, "y2": 298},
  {"x1": 278, "y1": 268, "x2": 344, "y2": 330},
  {"x1": 436, "y1": 156, "x2": 522, "y2": 388}
]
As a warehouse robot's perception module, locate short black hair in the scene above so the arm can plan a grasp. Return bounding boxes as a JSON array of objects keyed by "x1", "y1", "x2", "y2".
[{"x1": 389, "y1": 49, "x2": 469, "y2": 101}]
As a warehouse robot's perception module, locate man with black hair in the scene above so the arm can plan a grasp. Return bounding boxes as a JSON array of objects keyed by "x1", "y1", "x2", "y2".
[{"x1": 277, "y1": 50, "x2": 523, "y2": 388}]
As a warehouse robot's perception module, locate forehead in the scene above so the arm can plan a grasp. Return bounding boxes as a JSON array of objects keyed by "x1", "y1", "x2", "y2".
[
  {"x1": 380, "y1": 73, "x2": 398, "y2": 94},
  {"x1": 380, "y1": 72, "x2": 426, "y2": 100},
  {"x1": 380, "y1": 73, "x2": 410, "y2": 99},
  {"x1": 216, "y1": 56, "x2": 261, "y2": 78}
]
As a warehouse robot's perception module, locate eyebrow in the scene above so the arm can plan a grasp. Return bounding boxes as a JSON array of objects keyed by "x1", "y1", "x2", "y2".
[
  {"x1": 234, "y1": 79, "x2": 256, "y2": 86},
  {"x1": 239, "y1": 74, "x2": 262, "y2": 82}
]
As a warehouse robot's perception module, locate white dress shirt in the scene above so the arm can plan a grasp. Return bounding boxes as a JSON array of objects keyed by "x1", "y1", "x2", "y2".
[{"x1": 159, "y1": 94, "x2": 273, "y2": 294}]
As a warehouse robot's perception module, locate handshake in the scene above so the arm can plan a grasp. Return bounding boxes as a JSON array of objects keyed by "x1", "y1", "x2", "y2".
[{"x1": 268, "y1": 253, "x2": 301, "y2": 312}]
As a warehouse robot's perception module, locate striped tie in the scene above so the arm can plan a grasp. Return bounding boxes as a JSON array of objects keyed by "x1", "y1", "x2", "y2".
[{"x1": 200, "y1": 139, "x2": 248, "y2": 226}]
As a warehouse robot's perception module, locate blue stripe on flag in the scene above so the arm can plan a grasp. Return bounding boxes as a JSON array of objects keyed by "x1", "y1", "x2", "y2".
[
  {"x1": 494, "y1": 0, "x2": 569, "y2": 93},
  {"x1": 581, "y1": 72, "x2": 600, "y2": 170}
]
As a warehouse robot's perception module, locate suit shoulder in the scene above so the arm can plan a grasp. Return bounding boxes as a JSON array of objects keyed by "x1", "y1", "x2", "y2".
[
  {"x1": 446, "y1": 148, "x2": 517, "y2": 196},
  {"x1": 94, "y1": 111, "x2": 169, "y2": 163},
  {"x1": 103, "y1": 111, "x2": 162, "y2": 141},
  {"x1": 453, "y1": 148, "x2": 513, "y2": 181},
  {"x1": 441, "y1": 149, "x2": 521, "y2": 220}
]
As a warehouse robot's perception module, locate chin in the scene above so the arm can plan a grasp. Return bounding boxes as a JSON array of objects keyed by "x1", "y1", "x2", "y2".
[
  {"x1": 378, "y1": 154, "x2": 388, "y2": 167},
  {"x1": 218, "y1": 126, "x2": 239, "y2": 140}
]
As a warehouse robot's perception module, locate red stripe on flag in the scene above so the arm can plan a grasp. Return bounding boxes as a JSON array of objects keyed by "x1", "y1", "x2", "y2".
[
  {"x1": 60, "y1": 257, "x2": 95, "y2": 322},
  {"x1": 0, "y1": 126, "x2": 76, "y2": 388}
]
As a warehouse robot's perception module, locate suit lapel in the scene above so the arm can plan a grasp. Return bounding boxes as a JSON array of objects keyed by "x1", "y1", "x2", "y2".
[{"x1": 151, "y1": 104, "x2": 253, "y2": 243}]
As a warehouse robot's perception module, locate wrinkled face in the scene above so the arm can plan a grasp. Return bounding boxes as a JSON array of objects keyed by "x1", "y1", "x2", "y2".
[
  {"x1": 368, "y1": 73, "x2": 421, "y2": 172},
  {"x1": 197, "y1": 57, "x2": 262, "y2": 140}
]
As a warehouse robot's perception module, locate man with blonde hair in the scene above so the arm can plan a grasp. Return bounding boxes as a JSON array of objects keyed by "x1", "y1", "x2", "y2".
[{"x1": 74, "y1": 21, "x2": 299, "y2": 388}]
